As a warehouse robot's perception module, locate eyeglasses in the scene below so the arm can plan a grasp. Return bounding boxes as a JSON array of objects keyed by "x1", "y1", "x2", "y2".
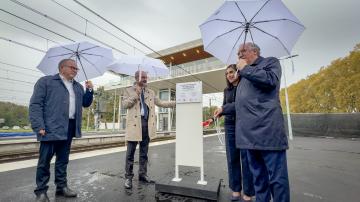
[
  {"x1": 64, "y1": 65, "x2": 79, "y2": 71},
  {"x1": 239, "y1": 48, "x2": 249, "y2": 53}
]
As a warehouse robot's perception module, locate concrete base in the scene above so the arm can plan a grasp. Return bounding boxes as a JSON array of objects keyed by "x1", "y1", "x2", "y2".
[{"x1": 155, "y1": 174, "x2": 221, "y2": 201}]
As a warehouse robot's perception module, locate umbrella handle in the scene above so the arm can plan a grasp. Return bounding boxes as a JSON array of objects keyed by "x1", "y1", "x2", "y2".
[{"x1": 76, "y1": 54, "x2": 89, "y2": 81}]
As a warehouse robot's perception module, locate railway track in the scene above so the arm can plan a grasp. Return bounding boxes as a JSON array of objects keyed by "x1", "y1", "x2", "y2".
[
  {"x1": 0, "y1": 130, "x2": 221, "y2": 164},
  {"x1": 0, "y1": 136, "x2": 176, "y2": 164}
]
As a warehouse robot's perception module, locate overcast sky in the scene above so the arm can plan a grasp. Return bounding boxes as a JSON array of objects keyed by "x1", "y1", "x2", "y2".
[{"x1": 0, "y1": 0, "x2": 359, "y2": 106}]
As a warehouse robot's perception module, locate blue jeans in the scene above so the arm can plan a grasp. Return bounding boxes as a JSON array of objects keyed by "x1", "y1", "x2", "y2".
[
  {"x1": 34, "y1": 119, "x2": 75, "y2": 195},
  {"x1": 247, "y1": 150, "x2": 290, "y2": 202},
  {"x1": 225, "y1": 124, "x2": 255, "y2": 196}
]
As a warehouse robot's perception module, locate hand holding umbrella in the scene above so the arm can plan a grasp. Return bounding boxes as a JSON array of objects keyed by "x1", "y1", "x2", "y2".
[
  {"x1": 85, "y1": 80, "x2": 94, "y2": 91},
  {"x1": 107, "y1": 55, "x2": 169, "y2": 78}
]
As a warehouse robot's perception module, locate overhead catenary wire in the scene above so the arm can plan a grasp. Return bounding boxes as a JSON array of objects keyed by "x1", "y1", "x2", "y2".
[
  {"x1": 73, "y1": 0, "x2": 162, "y2": 57},
  {"x1": 9, "y1": 0, "x2": 127, "y2": 54},
  {"x1": 0, "y1": 65, "x2": 43, "y2": 105},
  {"x1": 0, "y1": 8, "x2": 75, "y2": 42},
  {"x1": 0, "y1": 13, "x2": 178, "y2": 89},
  {"x1": 0, "y1": 67, "x2": 41, "y2": 78},
  {"x1": 0, "y1": 76, "x2": 35, "y2": 85},
  {"x1": 0, "y1": 6, "x2": 137, "y2": 85},
  {"x1": 0, "y1": 19, "x2": 61, "y2": 46},
  {"x1": 0, "y1": 60, "x2": 41, "y2": 73},
  {"x1": 208, "y1": 94, "x2": 224, "y2": 109},
  {"x1": 3, "y1": 1, "x2": 220, "y2": 93},
  {"x1": 0, "y1": 36, "x2": 46, "y2": 53},
  {"x1": 4, "y1": 0, "x2": 193, "y2": 88},
  {"x1": 72, "y1": 0, "x2": 221, "y2": 92},
  {"x1": 203, "y1": 93, "x2": 223, "y2": 104},
  {"x1": 54, "y1": 0, "x2": 183, "y2": 87},
  {"x1": 50, "y1": 0, "x2": 182, "y2": 87},
  {"x1": 50, "y1": 0, "x2": 148, "y2": 55}
]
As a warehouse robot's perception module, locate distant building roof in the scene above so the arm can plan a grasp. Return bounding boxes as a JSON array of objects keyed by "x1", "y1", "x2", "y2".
[{"x1": 147, "y1": 39, "x2": 213, "y2": 66}]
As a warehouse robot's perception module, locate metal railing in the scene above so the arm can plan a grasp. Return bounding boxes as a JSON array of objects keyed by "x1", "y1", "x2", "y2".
[{"x1": 104, "y1": 57, "x2": 225, "y2": 89}]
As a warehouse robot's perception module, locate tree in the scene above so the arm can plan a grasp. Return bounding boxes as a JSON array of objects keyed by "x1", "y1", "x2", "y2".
[
  {"x1": 280, "y1": 43, "x2": 360, "y2": 113},
  {"x1": 81, "y1": 86, "x2": 119, "y2": 129},
  {"x1": 0, "y1": 102, "x2": 29, "y2": 127}
]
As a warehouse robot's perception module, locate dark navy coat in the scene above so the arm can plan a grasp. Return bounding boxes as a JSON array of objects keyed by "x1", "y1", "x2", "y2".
[
  {"x1": 222, "y1": 56, "x2": 288, "y2": 150},
  {"x1": 29, "y1": 74, "x2": 93, "y2": 141}
]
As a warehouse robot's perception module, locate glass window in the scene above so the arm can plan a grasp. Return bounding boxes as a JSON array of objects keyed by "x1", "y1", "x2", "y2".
[
  {"x1": 159, "y1": 90, "x2": 169, "y2": 100},
  {"x1": 158, "y1": 113, "x2": 169, "y2": 131}
]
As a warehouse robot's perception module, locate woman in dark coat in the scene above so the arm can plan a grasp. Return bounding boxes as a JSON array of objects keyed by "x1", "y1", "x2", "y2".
[{"x1": 218, "y1": 64, "x2": 255, "y2": 201}]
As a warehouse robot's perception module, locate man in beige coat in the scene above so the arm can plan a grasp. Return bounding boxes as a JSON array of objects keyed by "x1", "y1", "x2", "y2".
[{"x1": 122, "y1": 70, "x2": 175, "y2": 189}]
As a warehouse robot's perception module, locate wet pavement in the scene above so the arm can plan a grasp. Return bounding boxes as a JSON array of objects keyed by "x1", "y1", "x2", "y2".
[{"x1": 0, "y1": 136, "x2": 359, "y2": 202}]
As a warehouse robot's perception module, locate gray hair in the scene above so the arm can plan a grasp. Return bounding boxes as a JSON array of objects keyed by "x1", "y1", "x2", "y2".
[
  {"x1": 245, "y1": 42, "x2": 261, "y2": 56},
  {"x1": 58, "y1": 59, "x2": 75, "y2": 70},
  {"x1": 134, "y1": 70, "x2": 147, "y2": 80}
]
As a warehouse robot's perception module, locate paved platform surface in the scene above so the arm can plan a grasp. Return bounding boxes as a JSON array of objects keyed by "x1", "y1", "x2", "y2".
[{"x1": 0, "y1": 136, "x2": 359, "y2": 202}]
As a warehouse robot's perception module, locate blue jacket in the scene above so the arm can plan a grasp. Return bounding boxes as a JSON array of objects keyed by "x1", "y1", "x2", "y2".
[
  {"x1": 222, "y1": 56, "x2": 288, "y2": 150},
  {"x1": 29, "y1": 74, "x2": 93, "y2": 141}
]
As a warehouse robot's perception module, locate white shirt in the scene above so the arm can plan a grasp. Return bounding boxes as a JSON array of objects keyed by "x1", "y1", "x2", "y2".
[{"x1": 60, "y1": 75, "x2": 76, "y2": 119}]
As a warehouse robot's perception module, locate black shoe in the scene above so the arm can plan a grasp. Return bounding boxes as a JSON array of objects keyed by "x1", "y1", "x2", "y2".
[
  {"x1": 35, "y1": 193, "x2": 50, "y2": 202},
  {"x1": 230, "y1": 194, "x2": 241, "y2": 201},
  {"x1": 124, "y1": 178, "x2": 132, "y2": 189},
  {"x1": 139, "y1": 175, "x2": 155, "y2": 183},
  {"x1": 56, "y1": 187, "x2": 77, "y2": 197}
]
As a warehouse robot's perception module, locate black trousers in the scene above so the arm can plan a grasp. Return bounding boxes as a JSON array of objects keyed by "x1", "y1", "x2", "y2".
[
  {"x1": 125, "y1": 117, "x2": 150, "y2": 179},
  {"x1": 34, "y1": 119, "x2": 75, "y2": 195}
]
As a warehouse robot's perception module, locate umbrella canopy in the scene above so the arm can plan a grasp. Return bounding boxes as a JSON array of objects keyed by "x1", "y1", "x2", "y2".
[
  {"x1": 107, "y1": 55, "x2": 169, "y2": 78},
  {"x1": 199, "y1": 0, "x2": 305, "y2": 64},
  {"x1": 37, "y1": 41, "x2": 114, "y2": 82}
]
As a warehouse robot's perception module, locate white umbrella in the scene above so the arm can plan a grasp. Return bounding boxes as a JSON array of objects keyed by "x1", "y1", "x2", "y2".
[
  {"x1": 200, "y1": 0, "x2": 305, "y2": 140},
  {"x1": 199, "y1": 0, "x2": 305, "y2": 65},
  {"x1": 107, "y1": 55, "x2": 169, "y2": 78},
  {"x1": 37, "y1": 41, "x2": 114, "y2": 82}
]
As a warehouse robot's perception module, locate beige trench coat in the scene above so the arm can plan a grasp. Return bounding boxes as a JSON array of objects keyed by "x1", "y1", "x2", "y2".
[{"x1": 122, "y1": 85, "x2": 175, "y2": 141}]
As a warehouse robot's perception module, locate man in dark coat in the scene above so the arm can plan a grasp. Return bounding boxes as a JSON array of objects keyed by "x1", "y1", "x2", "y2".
[
  {"x1": 215, "y1": 42, "x2": 290, "y2": 202},
  {"x1": 29, "y1": 59, "x2": 93, "y2": 202}
]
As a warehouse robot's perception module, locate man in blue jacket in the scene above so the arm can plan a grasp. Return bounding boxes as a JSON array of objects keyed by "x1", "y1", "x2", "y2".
[
  {"x1": 215, "y1": 42, "x2": 290, "y2": 202},
  {"x1": 29, "y1": 59, "x2": 93, "y2": 202}
]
